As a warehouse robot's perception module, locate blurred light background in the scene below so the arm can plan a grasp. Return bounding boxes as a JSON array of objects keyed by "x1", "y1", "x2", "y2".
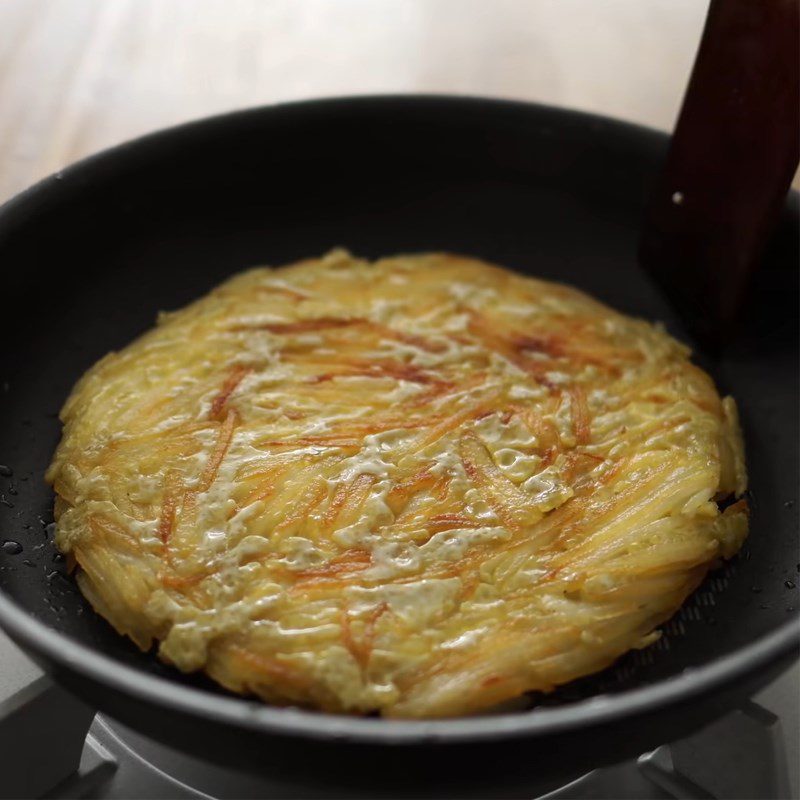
[{"x1": 1, "y1": 0, "x2": 714, "y2": 202}]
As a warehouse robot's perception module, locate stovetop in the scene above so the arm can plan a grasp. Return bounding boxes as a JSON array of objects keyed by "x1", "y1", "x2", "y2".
[{"x1": 0, "y1": 628, "x2": 797, "y2": 799}]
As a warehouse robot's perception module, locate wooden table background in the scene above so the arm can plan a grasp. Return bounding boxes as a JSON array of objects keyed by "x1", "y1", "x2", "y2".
[{"x1": 0, "y1": 0, "x2": 719, "y2": 204}]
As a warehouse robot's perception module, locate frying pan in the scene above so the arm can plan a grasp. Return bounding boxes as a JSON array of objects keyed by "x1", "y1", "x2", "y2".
[{"x1": 0, "y1": 21, "x2": 798, "y2": 800}]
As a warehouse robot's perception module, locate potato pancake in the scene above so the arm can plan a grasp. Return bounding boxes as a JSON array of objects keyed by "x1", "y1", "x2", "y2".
[{"x1": 47, "y1": 251, "x2": 748, "y2": 717}]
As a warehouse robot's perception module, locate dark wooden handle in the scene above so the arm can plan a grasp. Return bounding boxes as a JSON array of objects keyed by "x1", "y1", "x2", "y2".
[{"x1": 639, "y1": 0, "x2": 799, "y2": 347}]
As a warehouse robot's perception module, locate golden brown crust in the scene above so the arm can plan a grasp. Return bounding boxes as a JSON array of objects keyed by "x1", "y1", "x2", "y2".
[{"x1": 48, "y1": 250, "x2": 748, "y2": 717}]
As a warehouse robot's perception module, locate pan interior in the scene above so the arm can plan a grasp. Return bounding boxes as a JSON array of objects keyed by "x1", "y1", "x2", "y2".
[{"x1": 0, "y1": 97, "x2": 796, "y2": 713}]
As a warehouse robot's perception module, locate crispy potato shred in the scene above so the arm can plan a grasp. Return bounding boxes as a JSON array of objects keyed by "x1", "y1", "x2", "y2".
[{"x1": 47, "y1": 251, "x2": 748, "y2": 717}]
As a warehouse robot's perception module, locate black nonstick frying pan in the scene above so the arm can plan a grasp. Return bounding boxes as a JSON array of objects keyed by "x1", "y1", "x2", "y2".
[{"x1": 0, "y1": 11, "x2": 798, "y2": 800}]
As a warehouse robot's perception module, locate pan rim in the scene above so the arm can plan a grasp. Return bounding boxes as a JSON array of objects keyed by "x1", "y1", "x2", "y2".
[
  {"x1": 0, "y1": 94, "x2": 797, "y2": 743},
  {"x1": 0, "y1": 92, "x2": 664, "y2": 221},
  {"x1": 0, "y1": 587, "x2": 797, "y2": 742}
]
